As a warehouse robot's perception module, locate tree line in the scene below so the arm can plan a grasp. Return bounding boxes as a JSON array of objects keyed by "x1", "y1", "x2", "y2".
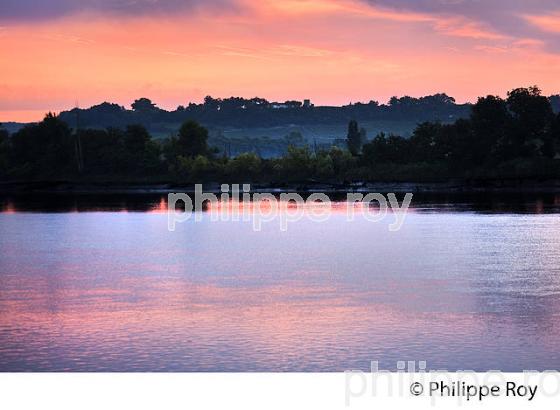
[
  {"x1": 1, "y1": 86, "x2": 559, "y2": 184},
  {"x1": 55, "y1": 93, "x2": 472, "y2": 131}
]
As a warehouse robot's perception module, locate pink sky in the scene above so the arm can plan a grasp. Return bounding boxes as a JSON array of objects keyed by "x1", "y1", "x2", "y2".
[{"x1": 1, "y1": 0, "x2": 560, "y2": 122}]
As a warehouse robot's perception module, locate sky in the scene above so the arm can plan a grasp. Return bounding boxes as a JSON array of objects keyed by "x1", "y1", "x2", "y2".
[{"x1": 1, "y1": 0, "x2": 560, "y2": 122}]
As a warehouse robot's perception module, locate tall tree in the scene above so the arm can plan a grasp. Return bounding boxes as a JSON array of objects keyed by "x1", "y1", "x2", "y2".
[
  {"x1": 177, "y1": 120, "x2": 209, "y2": 158},
  {"x1": 470, "y1": 95, "x2": 510, "y2": 162},
  {"x1": 506, "y1": 87, "x2": 554, "y2": 157},
  {"x1": 346, "y1": 120, "x2": 362, "y2": 156}
]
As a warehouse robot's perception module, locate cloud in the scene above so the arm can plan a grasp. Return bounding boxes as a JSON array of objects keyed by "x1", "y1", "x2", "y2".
[
  {"x1": 474, "y1": 45, "x2": 508, "y2": 54},
  {"x1": 0, "y1": 0, "x2": 238, "y2": 22},
  {"x1": 433, "y1": 17, "x2": 508, "y2": 40},
  {"x1": 524, "y1": 12, "x2": 560, "y2": 33},
  {"x1": 255, "y1": 0, "x2": 507, "y2": 41},
  {"x1": 361, "y1": 0, "x2": 558, "y2": 37},
  {"x1": 364, "y1": 0, "x2": 560, "y2": 20},
  {"x1": 211, "y1": 44, "x2": 333, "y2": 61},
  {"x1": 361, "y1": 0, "x2": 560, "y2": 50},
  {"x1": 2, "y1": 0, "x2": 559, "y2": 50}
]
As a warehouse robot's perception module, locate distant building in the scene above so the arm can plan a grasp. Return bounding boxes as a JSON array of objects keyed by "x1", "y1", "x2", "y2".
[
  {"x1": 272, "y1": 100, "x2": 303, "y2": 109},
  {"x1": 303, "y1": 99, "x2": 313, "y2": 108}
]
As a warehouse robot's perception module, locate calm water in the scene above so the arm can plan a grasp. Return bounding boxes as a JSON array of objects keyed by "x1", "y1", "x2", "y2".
[{"x1": 1, "y1": 194, "x2": 560, "y2": 372}]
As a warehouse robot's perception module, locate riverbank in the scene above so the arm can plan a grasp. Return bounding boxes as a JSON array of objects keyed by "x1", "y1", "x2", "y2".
[{"x1": 2, "y1": 178, "x2": 560, "y2": 195}]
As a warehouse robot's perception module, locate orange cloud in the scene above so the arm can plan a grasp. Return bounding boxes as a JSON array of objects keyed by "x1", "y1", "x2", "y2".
[
  {"x1": 474, "y1": 45, "x2": 509, "y2": 54},
  {"x1": 524, "y1": 12, "x2": 560, "y2": 33},
  {"x1": 434, "y1": 18, "x2": 508, "y2": 40}
]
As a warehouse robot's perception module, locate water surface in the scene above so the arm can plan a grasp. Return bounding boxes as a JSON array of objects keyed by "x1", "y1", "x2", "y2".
[{"x1": 1, "y1": 194, "x2": 559, "y2": 371}]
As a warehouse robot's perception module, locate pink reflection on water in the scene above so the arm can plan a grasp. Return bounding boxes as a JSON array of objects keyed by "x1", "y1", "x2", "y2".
[
  {"x1": 3, "y1": 268, "x2": 551, "y2": 371},
  {"x1": 148, "y1": 197, "x2": 169, "y2": 214}
]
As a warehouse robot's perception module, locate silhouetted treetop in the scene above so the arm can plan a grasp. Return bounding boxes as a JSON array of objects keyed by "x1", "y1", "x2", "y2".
[{"x1": 132, "y1": 98, "x2": 160, "y2": 112}]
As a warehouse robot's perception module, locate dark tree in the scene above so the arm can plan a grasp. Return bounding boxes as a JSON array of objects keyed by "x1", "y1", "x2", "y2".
[
  {"x1": 203, "y1": 96, "x2": 220, "y2": 111},
  {"x1": 549, "y1": 113, "x2": 560, "y2": 157},
  {"x1": 470, "y1": 95, "x2": 510, "y2": 162},
  {"x1": 409, "y1": 122, "x2": 444, "y2": 162},
  {"x1": 131, "y1": 98, "x2": 159, "y2": 112},
  {"x1": 0, "y1": 125, "x2": 8, "y2": 142},
  {"x1": 443, "y1": 118, "x2": 473, "y2": 166},
  {"x1": 346, "y1": 120, "x2": 362, "y2": 156},
  {"x1": 362, "y1": 133, "x2": 409, "y2": 164},
  {"x1": 10, "y1": 113, "x2": 75, "y2": 177},
  {"x1": 550, "y1": 95, "x2": 560, "y2": 114},
  {"x1": 506, "y1": 87, "x2": 554, "y2": 158},
  {"x1": 124, "y1": 124, "x2": 151, "y2": 153},
  {"x1": 279, "y1": 146, "x2": 314, "y2": 182},
  {"x1": 0, "y1": 124, "x2": 9, "y2": 175},
  {"x1": 177, "y1": 120, "x2": 209, "y2": 158},
  {"x1": 79, "y1": 128, "x2": 125, "y2": 175},
  {"x1": 121, "y1": 125, "x2": 162, "y2": 174}
]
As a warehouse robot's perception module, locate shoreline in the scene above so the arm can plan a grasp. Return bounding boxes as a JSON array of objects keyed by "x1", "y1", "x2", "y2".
[{"x1": 2, "y1": 179, "x2": 560, "y2": 195}]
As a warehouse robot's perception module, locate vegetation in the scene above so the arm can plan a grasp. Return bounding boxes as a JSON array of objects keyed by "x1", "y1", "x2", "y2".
[
  {"x1": 1, "y1": 86, "x2": 560, "y2": 185},
  {"x1": 55, "y1": 93, "x2": 472, "y2": 132}
]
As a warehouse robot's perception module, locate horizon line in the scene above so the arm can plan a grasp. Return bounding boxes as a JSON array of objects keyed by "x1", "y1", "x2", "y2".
[{"x1": 2, "y1": 86, "x2": 559, "y2": 124}]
